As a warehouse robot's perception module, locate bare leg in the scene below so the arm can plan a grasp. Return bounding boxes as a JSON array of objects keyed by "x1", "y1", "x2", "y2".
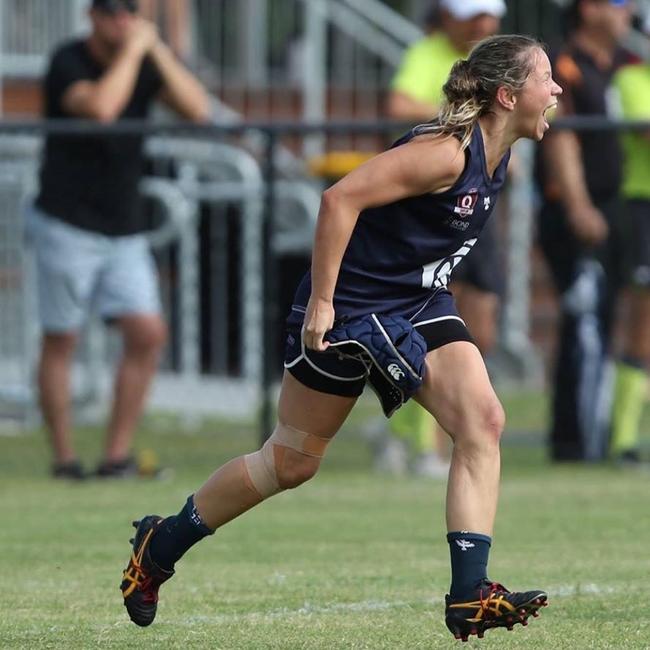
[
  {"x1": 434, "y1": 423, "x2": 451, "y2": 459},
  {"x1": 38, "y1": 332, "x2": 79, "y2": 464},
  {"x1": 194, "y1": 371, "x2": 357, "y2": 529},
  {"x1": 104, "y1": 314, "x2": 167, "y2": 462},
  {"x1": 415, "y1": 341, "x2": 504, "y2": 536},
  {"x1": 431, "y1": 283, "x2": 499, "y2": 466}
]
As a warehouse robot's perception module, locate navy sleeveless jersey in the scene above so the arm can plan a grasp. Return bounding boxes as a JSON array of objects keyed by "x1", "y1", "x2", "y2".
[{"x1": 294, "y1": 124, "x2": 511, "y2": 319}]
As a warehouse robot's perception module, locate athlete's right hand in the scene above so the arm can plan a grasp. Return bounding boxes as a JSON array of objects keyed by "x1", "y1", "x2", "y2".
[
  {"x1": 125, "y1": 18, "x2": 159, "y2": 55},
  {"x1": 303, "y1": 296, "x2": 335, "y2": 352},
  {"x1": 566, "y1": 203, "x2": 609, "y2": 247}
]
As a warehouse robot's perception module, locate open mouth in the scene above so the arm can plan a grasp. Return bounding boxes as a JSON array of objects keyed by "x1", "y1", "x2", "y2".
[{"x1": 542, "y1": 103, "x2": 558, "y2": 128}]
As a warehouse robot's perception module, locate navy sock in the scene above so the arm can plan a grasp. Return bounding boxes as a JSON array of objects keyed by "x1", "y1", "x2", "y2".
[
  {"x1": 149, "y1": 495, "x2": 214, "y2": 571},
  {"x1": 447, "y1": 531, "x2": 492, "y2": 598}
]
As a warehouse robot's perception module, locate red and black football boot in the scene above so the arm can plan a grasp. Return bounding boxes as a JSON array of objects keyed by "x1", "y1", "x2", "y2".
[
  {"x1": 120, "y1": 516, "x2": 174, "y2": 627},
  {"x1": 445, "y1": 579, "x2": 548, "y2": 641}
]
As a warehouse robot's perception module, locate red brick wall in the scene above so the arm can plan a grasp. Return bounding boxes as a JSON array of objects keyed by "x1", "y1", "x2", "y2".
[{"x1": 2, "y1": 80, "x2": 42, "y2": 116}]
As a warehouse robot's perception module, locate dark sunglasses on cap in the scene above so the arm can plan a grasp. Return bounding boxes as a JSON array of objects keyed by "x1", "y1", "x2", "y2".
[{"x1": 92, "y1": 0, "x2": 138, "y2": 15}]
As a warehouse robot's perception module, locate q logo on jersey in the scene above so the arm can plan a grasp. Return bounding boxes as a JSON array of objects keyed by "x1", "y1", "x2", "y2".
[{"x1": 454, "y1": 190, "x2": 478, "y2": 217}]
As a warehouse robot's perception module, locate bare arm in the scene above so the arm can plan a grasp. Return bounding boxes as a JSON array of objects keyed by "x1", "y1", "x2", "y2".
[
  {"x1": 150, "y1": 40, "x2": 211, "y2": 123},
  {"x1": 61, "y1": 21, "x2": 156, "y2": 122},
  {"x1": 304, "y1": 136, "x2": 465, "y2": 351},
  {"x1": 543, "y1": 102, "x2": 608, "y2": 246},
  {"x1": 386, "y1": 90, "x2": 439, "y2": 122}
]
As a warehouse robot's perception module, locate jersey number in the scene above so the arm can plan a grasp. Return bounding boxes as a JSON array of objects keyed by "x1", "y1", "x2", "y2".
[{"x1": 421, "y1": 238, "x2": 477, "y2": 289}]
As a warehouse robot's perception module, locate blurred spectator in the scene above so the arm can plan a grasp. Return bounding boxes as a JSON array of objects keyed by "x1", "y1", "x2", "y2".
[
  {"x1": 387, "y1": 0, "x2": 505, "y2": 122},
  {"x1": 538, "y1": 0, "x2": 634, "y2": 461},
  {"x1": 610, "y1": 14, "x2": 650, "y2": 463},
  {"x1": 27, "y1": 0, "x2": 210, "y2": 479},
  {"x1": 381, "y1": 0, "x2": 505, "y2": 477},
  {"x1": 373, "y1": 402, "x2": 451, "y2": 478},
  {"x1": 139, "y1": 0, "x2": 192, "y2": 58}
]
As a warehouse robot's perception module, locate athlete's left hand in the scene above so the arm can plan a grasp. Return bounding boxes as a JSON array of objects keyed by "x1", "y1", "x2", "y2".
[{"x1": 303, "y1": 296, "x2": 335, "y2": 352}]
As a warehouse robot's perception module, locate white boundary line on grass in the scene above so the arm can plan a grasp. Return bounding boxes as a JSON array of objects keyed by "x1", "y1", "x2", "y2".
[{"x1": 170, "y1": 582, "x2": 621, "y2": 626}]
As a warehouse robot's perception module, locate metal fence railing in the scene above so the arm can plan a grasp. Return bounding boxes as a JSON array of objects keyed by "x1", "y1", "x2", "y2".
[{"x1": 0, "y1": 120, "x2": 325, "y2": 435}]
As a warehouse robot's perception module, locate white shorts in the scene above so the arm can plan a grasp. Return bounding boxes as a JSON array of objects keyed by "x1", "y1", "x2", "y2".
[{"x1": 25, "y1": 206, "x2": 161, "y2": 333}]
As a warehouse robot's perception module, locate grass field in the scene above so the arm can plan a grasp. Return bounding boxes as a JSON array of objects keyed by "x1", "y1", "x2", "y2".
[{"x1": 1, "y1": 390, "x2": 649, "y2": 649}]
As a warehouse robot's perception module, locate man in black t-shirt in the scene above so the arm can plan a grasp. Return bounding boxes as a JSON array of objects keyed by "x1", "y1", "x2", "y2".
[
  {"x1": 538, "y1": 0, "x2": 634, "y2": 461},
  {"x1": 28, "y1": 0, "x2": 210, "y2": 479}
]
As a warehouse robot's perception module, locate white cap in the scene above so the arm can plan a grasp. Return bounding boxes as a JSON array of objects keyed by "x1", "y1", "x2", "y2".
[{"x1": 440, "y1": 0, "x2": 507, "y2": 20}]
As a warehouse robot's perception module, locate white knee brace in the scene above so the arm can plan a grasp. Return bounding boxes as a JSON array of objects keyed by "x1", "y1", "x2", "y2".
[{"x1": 243, "y1": 421, "x2": 331, "y2": 498}]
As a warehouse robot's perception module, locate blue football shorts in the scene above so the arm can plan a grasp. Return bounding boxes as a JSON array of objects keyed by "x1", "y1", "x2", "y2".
[{"x1": 284, "y1": 289, "x2": 474, "y2": 397}]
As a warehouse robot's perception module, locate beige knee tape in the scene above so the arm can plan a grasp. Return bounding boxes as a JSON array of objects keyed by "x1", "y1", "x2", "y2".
[{"x1": 243, "y1": 422, "x2": 331, "y2": 498}]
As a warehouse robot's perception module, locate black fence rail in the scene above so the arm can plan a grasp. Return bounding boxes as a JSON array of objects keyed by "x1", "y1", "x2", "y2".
[{"x1": 0, "y1": 117, "x2": 647, "y2": 441}]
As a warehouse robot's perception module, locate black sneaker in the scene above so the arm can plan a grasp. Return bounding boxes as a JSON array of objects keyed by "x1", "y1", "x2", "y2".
[
  {"x1": 52, "y1": 460, "x2": 86, "y2": 480},
  {"x1": 97, "y1": 454, "x2": 166, "y2": 479},
  {"x1": 121, "y1": 516, "x2": 174, "y2": 627},
  {"x1": 614, "y1": 450, "x2": 650, "y2": 468},
  {"x1": 96, "y1": 457, "x2": 139, "y2": 479},
  {"x1": 445, "y1": 580, "x2": 548, "y2": 641}
]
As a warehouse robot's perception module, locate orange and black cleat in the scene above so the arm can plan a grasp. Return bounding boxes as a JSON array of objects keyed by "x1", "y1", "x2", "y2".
[
  {"x1": 445, "y1": 580, "x2": 548, "y2": 641},
  {"x1": 120, "y1": 515, "x2": 175, "y2": 627}
]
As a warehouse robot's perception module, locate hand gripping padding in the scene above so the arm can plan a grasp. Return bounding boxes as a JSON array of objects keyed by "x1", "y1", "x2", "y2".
[{"x1": 324, "y1": 313, "x2": 428, "y2": 417}]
